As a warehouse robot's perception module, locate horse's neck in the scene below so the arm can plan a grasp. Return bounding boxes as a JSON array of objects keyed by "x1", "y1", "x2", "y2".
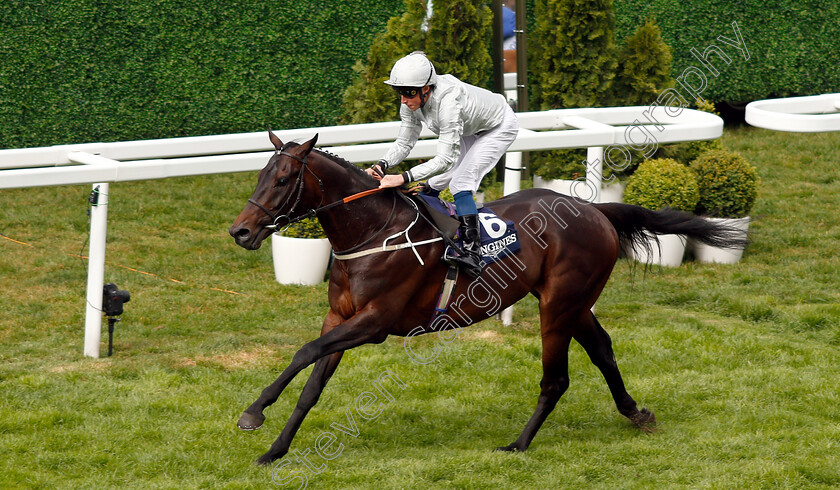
[
  {"x1": 308, "y1": 156, "x2": 412, "y2": 251},
  {"x1": 310, "y1": 155, "x2": 377, "y2": 207},
  {"x1": 319, "y1": 191, "x2": 420, "y2": 251}
]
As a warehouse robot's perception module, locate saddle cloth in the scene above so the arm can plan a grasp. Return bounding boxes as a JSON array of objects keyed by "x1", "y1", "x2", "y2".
[{"x1": 417, "y1": 194, "x2": 521, "y2": 263}]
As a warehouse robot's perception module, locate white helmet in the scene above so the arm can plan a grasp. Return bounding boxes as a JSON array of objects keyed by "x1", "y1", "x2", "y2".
[{"x1": 384, "y1": 52, "x2": 437, "y2": 87}]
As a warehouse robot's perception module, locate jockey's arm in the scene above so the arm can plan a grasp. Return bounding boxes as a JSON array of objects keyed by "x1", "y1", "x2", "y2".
[
  {"x1": 400, "y1": 91, "x2": 463, "y2": 183},
  {"x1": 370, "y1": 106, "x2": 422, "y2": 178}
]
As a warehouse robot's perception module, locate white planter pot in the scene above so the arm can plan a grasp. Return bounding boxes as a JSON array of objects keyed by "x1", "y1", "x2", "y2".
[
  {"x1": 600, "y1": 181, "x2": 626, "y2": 203},
  {"x1": 534, "y1": 175, "x2": 625, "y2": 203},
  {"x1": 533, "y1": 175, "x2": 576, "y2": 195},
  {"x1": 271, "y1": 234, "x2": 332, "y2": 285},
  {"x1": 630, "y1": 233, "x2": 687, "y2": 267},
  {"x1": 693, "y1": 216, "x2": 750, "y2": 264}
]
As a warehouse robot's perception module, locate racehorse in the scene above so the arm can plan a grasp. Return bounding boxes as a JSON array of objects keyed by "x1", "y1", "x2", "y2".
[{"x1": 229, "y1": 131, "x2": 745, "y2": 465}]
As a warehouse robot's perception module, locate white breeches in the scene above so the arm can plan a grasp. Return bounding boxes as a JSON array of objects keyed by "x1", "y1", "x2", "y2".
[{"x1": 428, "y1": 103, "x2": 519, "y2": 195}]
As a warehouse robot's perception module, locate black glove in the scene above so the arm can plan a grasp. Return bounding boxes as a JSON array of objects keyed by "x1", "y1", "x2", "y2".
[
  {"x1": 371, "y1": 160, "x2": 388, "y2": 177},
  {"x1": 419, "y1": 181, "x2": 440, "y2": 197}
]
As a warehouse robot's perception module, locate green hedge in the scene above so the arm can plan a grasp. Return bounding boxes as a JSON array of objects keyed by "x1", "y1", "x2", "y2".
[
  {"x1": 614, "y1": 0, "x2": 840, "y2": 103},
  {"x1": 0, "y1": 0, "x2": 404, "y2": 148},
  {"x1": 4, "y1": 0, "x2": 839, "y2": 150}
]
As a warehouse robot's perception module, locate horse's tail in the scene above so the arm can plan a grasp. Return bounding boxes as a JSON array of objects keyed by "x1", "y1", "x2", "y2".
[{"x1": 593, "y1": 203, "x2": 748, "y2": 256}]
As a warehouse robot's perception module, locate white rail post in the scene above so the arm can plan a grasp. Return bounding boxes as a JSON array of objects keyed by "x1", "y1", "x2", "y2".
[
  {"x1": 83, "y1": 182, "x2": 109, "y2": 358},
  {"x1": 586, "y1": 146, "x2": 604, "y2": 315},
  {"x1": 502, "y1": 151, "x2": 523, "y2": 198},
  {"x1": 499, "y1": 151, "x2": 522, "y2": 326},
  {"x1": 587, "y1": 146, "x2": 604, "y2": 203}
]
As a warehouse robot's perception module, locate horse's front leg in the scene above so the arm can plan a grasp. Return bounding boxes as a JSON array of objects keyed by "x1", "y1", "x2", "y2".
[
  {"x1": 238, "y1": 309, "x2": 388, "y2": 459},
  {"x1": 238, "y1": 311, "x2": 345, "y2": 432},
  {"x1": 253, "y1": 350, "x2": 344, "y2": 465}
]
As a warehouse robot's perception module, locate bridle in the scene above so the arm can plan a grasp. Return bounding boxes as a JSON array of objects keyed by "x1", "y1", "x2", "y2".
[
  {"x1": 247, "y1": 149, "x2": 398, "y2": 255},
  {"x1": 248, "y1": 150, "x2": 324, "y2": 231}
]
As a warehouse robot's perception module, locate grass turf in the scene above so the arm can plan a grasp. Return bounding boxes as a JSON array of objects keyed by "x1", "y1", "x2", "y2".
[{"x1": 1, "y1": 126, "x2": 839, "y2": 488}]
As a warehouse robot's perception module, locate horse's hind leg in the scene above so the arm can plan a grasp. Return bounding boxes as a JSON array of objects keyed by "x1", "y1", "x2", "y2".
[
  {"x1": 574, "y1": 312, "x2": 656, "y2": 430},
  {"x1": 496, "y1": 319, "x2": 573, "y2": 452}
]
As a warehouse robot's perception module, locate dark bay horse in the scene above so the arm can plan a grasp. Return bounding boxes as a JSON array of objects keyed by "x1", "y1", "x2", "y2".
[{"x1": 229, "y1": 132, "x2": 744, "y2": 465}]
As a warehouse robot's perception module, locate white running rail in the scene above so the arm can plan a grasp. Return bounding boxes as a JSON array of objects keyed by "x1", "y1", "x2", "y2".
[
  {"x1": 0, "y1": 106, "x2": 722, "y2": 357},
  {"x1": 745, "y1": 93, "x2": 840, "y2": 133}
]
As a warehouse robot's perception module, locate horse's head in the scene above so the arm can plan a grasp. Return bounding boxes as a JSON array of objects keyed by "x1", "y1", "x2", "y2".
[{"x1": 229, "y1": 131, "x2": 320, "y2": 250}]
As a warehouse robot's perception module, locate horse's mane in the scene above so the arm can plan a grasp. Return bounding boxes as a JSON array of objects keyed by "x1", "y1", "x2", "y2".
[{"x1": 283, "y1": 141, "x2": 375, "y2": 182}]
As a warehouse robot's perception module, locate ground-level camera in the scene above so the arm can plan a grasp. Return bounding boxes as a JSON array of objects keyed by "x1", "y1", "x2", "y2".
[
  {"x1": 102, "y1": 283, "x2": 130, "y2": 357},
  {"x1": 102, "y1": 283, "x2": 130, "y2": 317}
]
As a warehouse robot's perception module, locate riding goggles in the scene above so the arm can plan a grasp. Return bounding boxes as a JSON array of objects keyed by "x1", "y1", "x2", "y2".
[{"x1": 394, "y1": 86, "x2": 422, "y2": 98}]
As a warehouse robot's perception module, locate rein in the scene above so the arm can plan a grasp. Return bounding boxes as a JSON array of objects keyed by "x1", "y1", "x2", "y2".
[
  {"x1": 248, "y1": 150, "x2": 398, "y2": 255},
  {"x1": 249, "y1": 148, "x2": 462, "y2": 262},
  {"x1": 251, "y1": 187, "x2": 389, "y2": 231},
  {"x1": 249, "y1": 150, "x2": 389, "y2": 230}
]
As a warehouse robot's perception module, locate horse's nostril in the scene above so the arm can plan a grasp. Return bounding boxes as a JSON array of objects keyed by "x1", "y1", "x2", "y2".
[{"x1": 230, "y1": 226, "x2": 251, "y2": 241}]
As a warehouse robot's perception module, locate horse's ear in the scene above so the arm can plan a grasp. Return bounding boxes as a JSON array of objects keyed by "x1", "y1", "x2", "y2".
[
  {"x1": 267, "y1": 128, "x2": 283, "y2": 151},
  {"x1": 298, "y1": 133, "x2": 319, "y2": 156}
]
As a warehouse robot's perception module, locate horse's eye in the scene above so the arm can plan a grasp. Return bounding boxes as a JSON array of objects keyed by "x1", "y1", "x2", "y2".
[{"x1": 275, "y1": 177, "x2": 289, "y2": 188}]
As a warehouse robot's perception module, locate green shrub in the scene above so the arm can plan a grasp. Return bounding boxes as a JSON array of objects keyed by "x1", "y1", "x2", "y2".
[
  {"x1": 603, "y1": 145, "x2": 644, "y2": 179},
  {"x1": 0, "y1": 0, "x2": 406, "y2": 149},
  {"x1": 282, "y1": 218, "x2": 327, "y2": 239},
  {"x1": 659, "y1": 99, "x2": 723, "y2": 165},
  {"x1": 693, "y1": 98, "x2": 719, "y2": 115},
  {"x1": 340, "y1": 0, "x2": 427, "y2": 124},
  {"x1": 426, "y1": 1, "x2": 493, "y2": 88},
  {"x1": 530, "y1": 149, "x2": 587, "y2": 181},
  {"x1": 610, "y1": 19, "x2": 674, "y2": 106},
  {"x1": 5, "y1": 0, "x2": 839, "y2": 151},
  {"x1": 614, "y1": 0, "x2": 840, "y2": 103},
  {"x1": 531, "y1": 145, "x2": 642, "y2": 182},
  {"x1": 624, "y1": 158, "x2": 699, "y2": 212},
  {"x1": 691, "y1": 149, "x2": 759, "y2": 218},
  {"x1": 341, "y1": 0, "x2": 494, "y2": 124},
  {"x1": 527, "y1": 2, "x2": 672, "y2": 187},
  {"x1": 661, "y1": 138, "x2": 725, "y2": 166},
  {"x1": 530, "y1": 0, "x2": 617, "y2": 109}
]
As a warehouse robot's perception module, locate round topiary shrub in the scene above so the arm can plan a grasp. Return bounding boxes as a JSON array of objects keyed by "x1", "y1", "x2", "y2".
[
  {"x1": 661, "y1": 138, "x2": 724, "y2": 165},
  {"x1": 690, "y1": 149, "x2": 759, "y2": 218},
  {"x1": 624, "y1": 158, "x2": 699, "y2": 212},
  {"x1": 282, "y1": 218, "x2": 327, "y2": 239}
]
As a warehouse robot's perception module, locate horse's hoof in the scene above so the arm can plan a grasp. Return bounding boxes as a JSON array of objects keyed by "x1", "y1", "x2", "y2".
[
  {"x1": 238, "y1": 412, "x2": 265, "y2": 431},
  {"x1": 256, "y1": 448, "x2": 287, "y2": 466},
  {"x1": 631, "y1": 407, "x2": 656, "y2": 431},
  {"x1": 255, "y1": 454, "x2": 274, "y2": 466},
  {"x1": 493, "y1": 443, "x2": 522, "y2": 452}
]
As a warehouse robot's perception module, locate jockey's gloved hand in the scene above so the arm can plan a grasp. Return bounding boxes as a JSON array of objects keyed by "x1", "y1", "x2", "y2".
[
  {"x1": 419, "y1": 182, "x2": 440, "y2": 198},
  {"x1": 371, "y1": 160, "x2": 388, "y2": 177}
]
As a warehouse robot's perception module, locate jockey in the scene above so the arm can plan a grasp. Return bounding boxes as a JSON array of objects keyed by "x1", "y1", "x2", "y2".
[{"x1": 366, "y1": 51, "x2": 519, "y2": 278}]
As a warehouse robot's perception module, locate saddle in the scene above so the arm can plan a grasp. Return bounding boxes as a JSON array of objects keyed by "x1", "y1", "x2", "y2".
[{"x1": 414, "y1": 194, "x2": 521, "y2": 264}]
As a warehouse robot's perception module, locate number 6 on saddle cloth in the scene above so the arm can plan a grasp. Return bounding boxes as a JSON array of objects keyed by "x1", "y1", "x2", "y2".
[{"x1": 416, "y1": 194, "x2": 521, "y2": 264}]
